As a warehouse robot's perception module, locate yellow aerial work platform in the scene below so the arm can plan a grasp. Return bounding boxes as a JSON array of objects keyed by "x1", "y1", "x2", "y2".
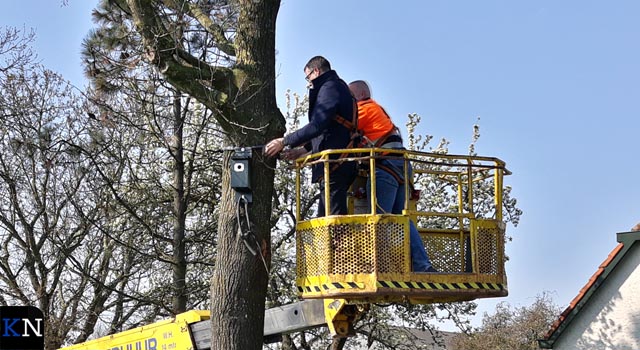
[
  {"x1": 58, "y1": 148, "x2": 512, "y2": 348},
  {"x1": 294, "y1": 148, "x2": 509, "y2": 306}
]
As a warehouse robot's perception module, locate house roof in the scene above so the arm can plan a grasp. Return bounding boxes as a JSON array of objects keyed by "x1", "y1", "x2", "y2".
[{"x1": 538, "y1": 230, "x2": 640, "y2": 348}]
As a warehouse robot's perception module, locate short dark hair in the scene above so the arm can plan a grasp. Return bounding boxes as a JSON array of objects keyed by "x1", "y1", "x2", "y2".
[{"x1": 304, "y1": 56, "x2": 331, "y2": 73}]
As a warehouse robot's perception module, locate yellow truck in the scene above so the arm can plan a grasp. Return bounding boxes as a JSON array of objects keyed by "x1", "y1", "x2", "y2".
[
  {"x1": 59, "y1": 300, "x2": 328, "y2": 350},
  {"x1": 59, "y1": 310, "x2": 209, "y2": 350}
]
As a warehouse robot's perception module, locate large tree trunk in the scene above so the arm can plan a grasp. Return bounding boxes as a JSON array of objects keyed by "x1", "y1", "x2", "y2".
[
  {"x1": 209, "y1": 1, "x2": 283, "y2": 349},
  {"x1": 127, "y1": 0, "x2": 284, "y2": 347}
]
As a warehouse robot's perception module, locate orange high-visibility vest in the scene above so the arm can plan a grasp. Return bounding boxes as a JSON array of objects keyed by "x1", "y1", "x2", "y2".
[{"x1": 356, "y1": 98, "x2": 395, "y2": 143}]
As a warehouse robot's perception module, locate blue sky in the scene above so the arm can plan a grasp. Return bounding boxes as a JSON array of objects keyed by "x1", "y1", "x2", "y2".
[{"x1": 3, "y1": 0, "x2": 640, "y2": 330}]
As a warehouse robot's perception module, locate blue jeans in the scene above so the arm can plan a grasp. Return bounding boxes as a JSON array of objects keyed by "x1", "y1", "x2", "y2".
[{"x1": 366, "y1": 158, "x2": 434, "y2": 272}]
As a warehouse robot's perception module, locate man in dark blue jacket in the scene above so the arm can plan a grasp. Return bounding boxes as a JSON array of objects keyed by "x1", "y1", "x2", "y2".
[{"x1": 264, "y1": 56, "x2": 357, "y2": 216}]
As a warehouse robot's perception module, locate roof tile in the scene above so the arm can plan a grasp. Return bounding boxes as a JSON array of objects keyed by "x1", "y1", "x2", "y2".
[{"x1": 543, "y1": 242, "x2": 624, "y2": 340}]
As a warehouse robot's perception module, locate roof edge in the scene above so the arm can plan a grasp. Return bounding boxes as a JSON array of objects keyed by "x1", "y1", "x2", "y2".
[
  {"x1": 617, "y1": 230, "x2": 640, "y2": 245},
  {"x1": 538, "y1": 230, "x2": 640, "y2": 348}
]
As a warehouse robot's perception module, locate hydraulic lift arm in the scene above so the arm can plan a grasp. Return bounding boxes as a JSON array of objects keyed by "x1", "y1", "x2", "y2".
[{"x1": 190, "y1": 299, "x2": 363, "y2": 348}]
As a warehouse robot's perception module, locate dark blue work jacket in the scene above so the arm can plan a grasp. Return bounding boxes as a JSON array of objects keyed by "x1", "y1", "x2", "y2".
[{"x1": 283, "y1": 70, "x2": 355, "y2": 182}]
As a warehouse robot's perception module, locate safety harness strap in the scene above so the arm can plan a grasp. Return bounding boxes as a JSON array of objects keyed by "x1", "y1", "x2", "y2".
[{"x1": 329, "y1": 97, "x2": 360, "y2": 173}]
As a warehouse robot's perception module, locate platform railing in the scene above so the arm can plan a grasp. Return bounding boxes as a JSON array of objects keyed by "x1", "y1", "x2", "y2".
[
  {"x1": 294, "y1": 148, "x2": 508, "y2": 223},
  {"x1": 293, "y1": 149, "x2": 509, "y2": 301}
]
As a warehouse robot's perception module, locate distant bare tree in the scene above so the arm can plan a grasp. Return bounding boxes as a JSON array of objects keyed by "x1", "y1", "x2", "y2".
[
  {"x1": 0, "y1": 27, "x2": 35, "y2": 73},
  {"x1": 0, "y1": 26, "x2": 150, "y2": 350},
  {"x1": 450, "y1": 292, "x2": 560, "y2": 350}
]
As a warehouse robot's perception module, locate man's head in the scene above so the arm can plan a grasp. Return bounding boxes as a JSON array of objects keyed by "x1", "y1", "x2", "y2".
[
  {"x1": 348, "y1": 80, "x2": 371, "y2": 101},
  {"x1": 304, "y1": 56, "x2": 331, "y2": 82}
]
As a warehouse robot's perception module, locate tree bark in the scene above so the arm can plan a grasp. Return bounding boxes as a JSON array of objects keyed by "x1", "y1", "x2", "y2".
[
  {"x1": 330, "y1": 337, "x2": 347, "y2": 350},
  {"x1": 171, "y1": 91, "x2": 188, "y2": 313},
  {"x1": 126, "y1": 0, "x2": 284, "y2": 348},
  {"x1": 209, "y1": 0, "x2": 282, "y2": 347}
]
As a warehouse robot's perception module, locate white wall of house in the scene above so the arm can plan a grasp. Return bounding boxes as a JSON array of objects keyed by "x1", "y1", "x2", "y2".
[{"x1": 553, "y1": 243, "x2": 640, "y2": 350}]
